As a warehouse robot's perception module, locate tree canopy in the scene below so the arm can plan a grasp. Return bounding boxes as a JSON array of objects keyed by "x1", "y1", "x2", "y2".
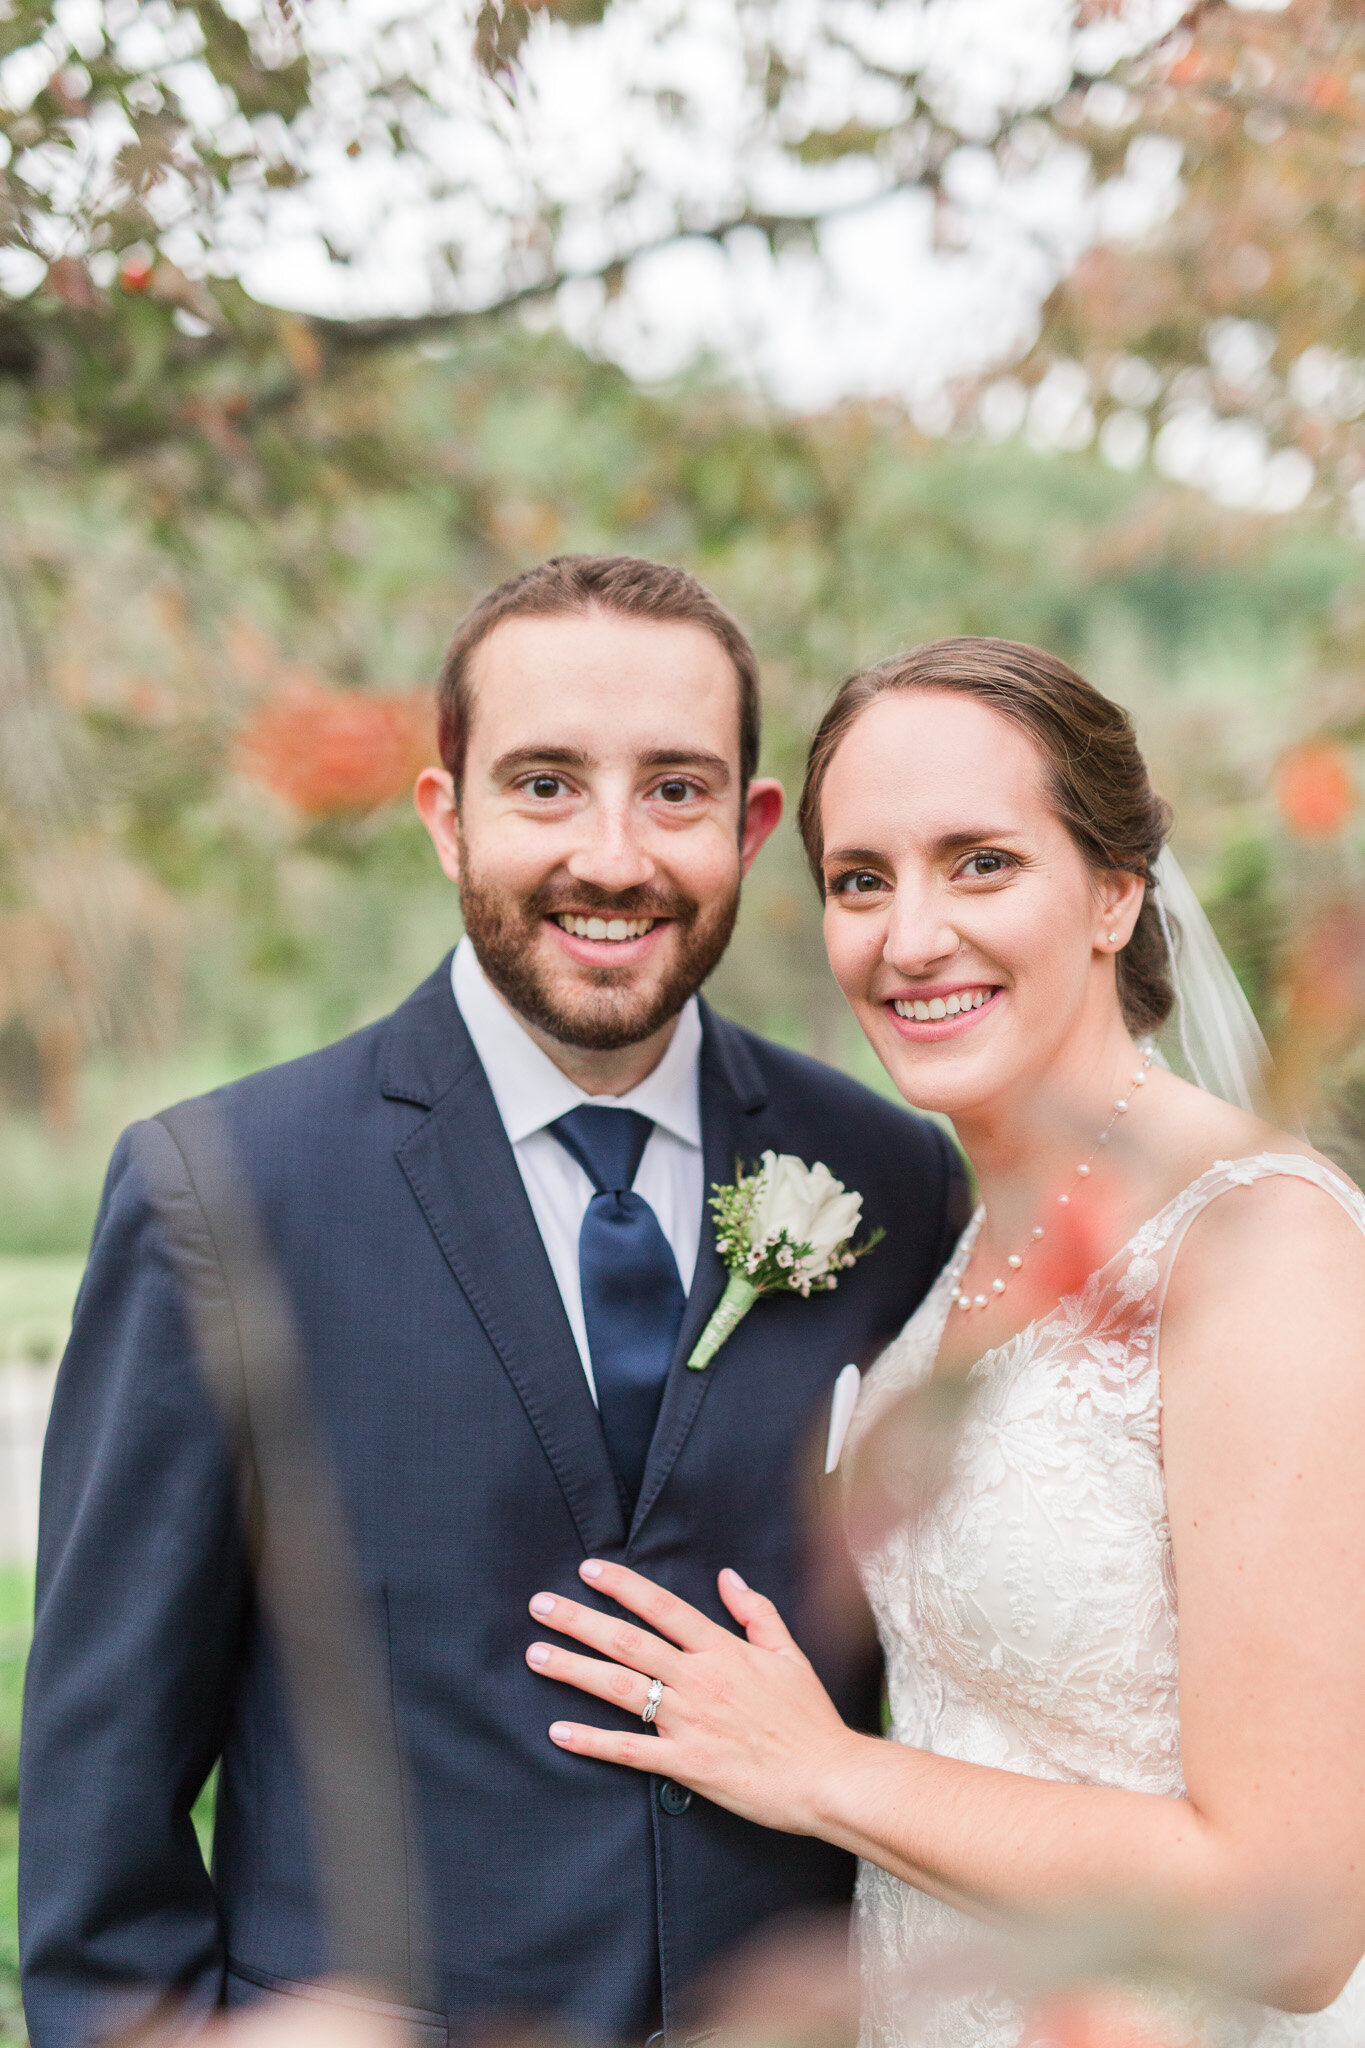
[{"x1": 3, "y1": 0, "x2": 1365, "y2": 1240}]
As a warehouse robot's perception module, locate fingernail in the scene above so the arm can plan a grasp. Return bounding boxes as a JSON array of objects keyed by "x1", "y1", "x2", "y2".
[
  {"x1": 527, "y1": 1643, "x2": 550, "y2": 1668},
  {"x1": 580, "y1": 1560, "x2": 604, "y2": 1581},
  {"x1": 724, "y1": 1568, "x2": 748, "y2": 1591},
  {"x1": 530, "y1": 1593, "x2": 555, "y2": 1617},
  {"x1": 549, "y1": 1723, "x2": 573, "y2": 1744}
]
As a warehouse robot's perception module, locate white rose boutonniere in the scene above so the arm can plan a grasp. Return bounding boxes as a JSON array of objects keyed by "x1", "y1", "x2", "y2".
[{"x1": 686, "y1": 1152, "x2": 883, "y2": 1371}]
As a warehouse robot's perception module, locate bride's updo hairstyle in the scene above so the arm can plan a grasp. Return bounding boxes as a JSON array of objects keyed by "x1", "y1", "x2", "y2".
[{"x1": 798, "y1": 636, "x2": 1175, "y2": 1035}]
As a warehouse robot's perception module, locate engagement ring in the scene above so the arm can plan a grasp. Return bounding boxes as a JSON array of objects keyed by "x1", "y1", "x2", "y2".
[{"x1": 641, "y1": 1678, "x2": 663, "y2": 1726}]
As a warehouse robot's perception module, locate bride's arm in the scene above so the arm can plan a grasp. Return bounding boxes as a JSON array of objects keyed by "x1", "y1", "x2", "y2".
[{"x1": 526, "y1": 1174, "x2": 1365, "y2": 2012}]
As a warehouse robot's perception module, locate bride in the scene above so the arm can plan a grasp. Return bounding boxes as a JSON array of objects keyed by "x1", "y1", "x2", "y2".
[{"x1": 522, "y1": 636, "x2": 1365, "y2": 2044}]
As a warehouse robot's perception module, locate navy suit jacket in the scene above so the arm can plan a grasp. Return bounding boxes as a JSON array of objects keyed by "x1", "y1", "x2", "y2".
[{"x1": 20, "y1": 961, "x2": 965, "y2": 2048}]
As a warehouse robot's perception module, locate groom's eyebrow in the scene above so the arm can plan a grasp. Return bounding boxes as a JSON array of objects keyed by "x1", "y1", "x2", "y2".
[
  {"x1": 491, "y1": 746, "x2": 594, "y2": 778},
  {"x1": 638, "y1": 748, "x2": 731, "y2": 783}
]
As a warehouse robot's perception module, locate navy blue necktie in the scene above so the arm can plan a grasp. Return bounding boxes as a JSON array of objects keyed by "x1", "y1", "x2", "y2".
[{"x1": 550, "y1": 1106, "x2": 686, "y2": 1508}]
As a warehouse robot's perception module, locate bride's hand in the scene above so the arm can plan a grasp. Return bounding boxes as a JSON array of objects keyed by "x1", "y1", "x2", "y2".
[{"x1": 525, "y1": 1559, "x2": 867, "y2": 1835}]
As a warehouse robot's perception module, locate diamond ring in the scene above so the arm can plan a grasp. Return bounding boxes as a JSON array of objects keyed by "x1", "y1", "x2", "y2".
[{"x1": 641, "y1": 1677, "x2": 663, "y2": 1726}]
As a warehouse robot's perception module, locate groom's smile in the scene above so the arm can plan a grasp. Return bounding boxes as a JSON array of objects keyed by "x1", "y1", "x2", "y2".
[
  {"x1": 547, "y1": 911, "x2": 668, "y2": 969},
  {"x1": 416, "y1": 603, "x2": 784, "y2": 1085}
]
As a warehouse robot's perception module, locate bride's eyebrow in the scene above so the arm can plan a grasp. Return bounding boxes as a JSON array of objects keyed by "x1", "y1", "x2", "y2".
[
  {"x1": 937, "y1": 826, "x2": 1023, "y2": 851},
  {"x1": 822, "y1": 828, "x2": 1025, "y2": 871},
  {"x1": 822, "y1": 845, "x2": 885, "y2": 871}
]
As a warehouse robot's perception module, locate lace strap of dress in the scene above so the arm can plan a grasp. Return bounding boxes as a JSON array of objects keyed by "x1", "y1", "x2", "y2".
[{"x1": 1133, "y1": 1152, "x2": 1365, "y2": 1268}]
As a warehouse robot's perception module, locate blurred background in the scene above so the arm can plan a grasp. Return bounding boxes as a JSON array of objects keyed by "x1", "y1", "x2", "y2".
[{"x1": 3, "y1": 0, "x2": 1365, "y2": 2036}]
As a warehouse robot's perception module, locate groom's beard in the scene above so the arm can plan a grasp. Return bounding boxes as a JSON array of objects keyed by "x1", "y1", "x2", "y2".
[{"x1": 457, "y1": 836, "x2": 739, "y2": 1052}]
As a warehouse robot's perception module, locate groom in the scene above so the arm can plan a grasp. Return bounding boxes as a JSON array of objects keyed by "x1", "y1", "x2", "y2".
[{"x1": 20, "y1": 555, "x2": 965, "y2": 2048}]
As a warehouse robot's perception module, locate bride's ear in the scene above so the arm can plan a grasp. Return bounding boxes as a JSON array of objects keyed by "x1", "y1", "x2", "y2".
[{"x1": 1095, "y1": 869, "x2": 1147, "y2": 951}]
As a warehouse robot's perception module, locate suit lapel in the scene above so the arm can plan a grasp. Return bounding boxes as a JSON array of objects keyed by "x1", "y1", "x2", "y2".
[
  {"x1": 629, "y1": 1003, "x2": 777, "y2": 1540},
  {"x1": 384, "y1": 967, "x2": 627, "y2": 1556}
]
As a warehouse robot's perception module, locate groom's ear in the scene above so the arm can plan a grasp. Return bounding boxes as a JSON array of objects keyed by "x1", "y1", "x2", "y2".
[
  {"x1": 415, "y1": 767, "x2": 462, "y2": 886},
  {"x1": 740, "y1": 778, "x2": 784, "y2": 877}
]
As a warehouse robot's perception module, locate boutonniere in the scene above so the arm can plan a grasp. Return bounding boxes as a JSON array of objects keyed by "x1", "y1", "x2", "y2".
[{"x1": 686, "y1": 1151, "x2": 883, "y2": 1370}]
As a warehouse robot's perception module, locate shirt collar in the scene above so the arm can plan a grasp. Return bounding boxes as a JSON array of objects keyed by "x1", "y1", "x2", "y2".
[{"x1": 452, "y1": 936, "x2": 703, "y2": 1149}]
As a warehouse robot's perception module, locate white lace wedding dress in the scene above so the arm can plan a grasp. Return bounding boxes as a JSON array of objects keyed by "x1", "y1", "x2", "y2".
[{"x1": 845, "y1": 1153, "x2": 1365, "y2": 2048}]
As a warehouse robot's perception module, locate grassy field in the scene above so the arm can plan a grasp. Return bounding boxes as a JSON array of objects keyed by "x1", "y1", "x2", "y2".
[
  {"x1": 0, "y1": 1264, "x2": 81, "y2": 1371},
  {"x1": 0, "y1": 1257, "x2": 74, "y2": 2047},
  {"x1": 1, "y1": 1571, "x2": 30, "y2": 2046}
]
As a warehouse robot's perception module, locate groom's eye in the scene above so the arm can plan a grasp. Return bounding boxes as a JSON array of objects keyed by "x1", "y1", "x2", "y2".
[
  {"x1": 526, "y1": 775, "x2": 568, "y2": 800},
  {"x1": 654, "y1": 778, "x2": 697, "y2": 804}
]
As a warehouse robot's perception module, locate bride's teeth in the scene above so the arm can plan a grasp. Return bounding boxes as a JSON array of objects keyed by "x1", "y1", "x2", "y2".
[{"x1": 892, "y1": 988, "x2": 995, "y2": 1020}]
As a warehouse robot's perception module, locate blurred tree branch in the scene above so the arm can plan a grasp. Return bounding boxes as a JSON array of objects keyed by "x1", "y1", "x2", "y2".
[
  {"x1": 0, "y1": 0, "x2": 1196, "y2": 480},
  {"x1": 5, "y1": 0, "x2": 1365, "y2": 519},
  {"x1": 1012, "y1": 0, "x2": 1365, "y2": 513}
]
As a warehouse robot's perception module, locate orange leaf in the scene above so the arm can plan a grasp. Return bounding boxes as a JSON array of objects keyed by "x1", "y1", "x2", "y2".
[
  {"x1": 236, "y1": 678, "x2": 438, "y2": 816},
  {"x1": 1274, "y1": 743, "x2": 1356, "y2": 838}
]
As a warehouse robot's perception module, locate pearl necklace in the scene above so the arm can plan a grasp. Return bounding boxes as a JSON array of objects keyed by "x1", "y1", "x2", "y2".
[{"x1": 949, "y1": 1043, "x2": 1155, "y2": 1314}]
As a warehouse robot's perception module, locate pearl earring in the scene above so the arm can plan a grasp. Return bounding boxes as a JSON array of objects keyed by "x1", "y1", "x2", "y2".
[{"x1": 1107, "y1": 931, "x2": 1118, "y2": 944}]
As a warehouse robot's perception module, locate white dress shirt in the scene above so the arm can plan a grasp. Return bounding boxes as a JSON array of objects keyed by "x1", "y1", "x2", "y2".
[{"x1": 451, "y1": 937, "x2": 704, "y2": 1403}]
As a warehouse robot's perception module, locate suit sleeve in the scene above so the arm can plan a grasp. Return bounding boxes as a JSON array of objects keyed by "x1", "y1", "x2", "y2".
[{"x1": 19, "y1": 1119, "x2": 251, "y2": 2048}]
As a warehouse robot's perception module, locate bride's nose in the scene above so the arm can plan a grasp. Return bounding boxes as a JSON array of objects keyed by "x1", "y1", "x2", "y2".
[{"x1": 881, "y1": 879, "x2": 961, "y2": 978}]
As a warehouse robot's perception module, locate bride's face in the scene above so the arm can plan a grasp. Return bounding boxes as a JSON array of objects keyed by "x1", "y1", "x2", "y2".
[{"x1": 819, "y1": 690, "x2": 1138, "y2": 1122}]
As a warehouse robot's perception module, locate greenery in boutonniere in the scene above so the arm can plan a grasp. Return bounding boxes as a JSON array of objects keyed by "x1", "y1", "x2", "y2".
[{"x1": 687, "y1": 1152, "x2": 883, "y2": 1371}]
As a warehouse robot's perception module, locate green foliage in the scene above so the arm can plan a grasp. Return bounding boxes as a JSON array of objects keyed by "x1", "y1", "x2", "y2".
[{"x1": 0, "y1": 1571, "x2": 31, "y2": 2046}]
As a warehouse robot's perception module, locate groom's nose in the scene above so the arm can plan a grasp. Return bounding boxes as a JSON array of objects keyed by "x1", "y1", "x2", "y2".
[{"x1": 564, "y1": 793, "x2": 657, "y2": 893}]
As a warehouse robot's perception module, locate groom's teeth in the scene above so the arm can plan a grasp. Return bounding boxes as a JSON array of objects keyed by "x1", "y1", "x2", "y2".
[{"x1": 557, "y1": 915, "x2": 656, "y2": 941}]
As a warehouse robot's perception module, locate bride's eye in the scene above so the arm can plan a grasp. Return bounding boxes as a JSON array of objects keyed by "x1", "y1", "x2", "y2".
[
  {"x1": 958, "y1": 851, "x2": 1014, "y2": 880},
  {"x1": 832, "y1": 869, "x2": 887, "y2": 897}
]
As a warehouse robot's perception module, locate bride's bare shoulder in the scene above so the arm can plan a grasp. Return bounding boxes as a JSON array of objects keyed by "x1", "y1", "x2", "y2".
[
  {"x1": 1146, "y1": 1069, "x2": 1343, "y2": 1187},
  {"x1": 1144, "y1": 1072, "x2": 1364, "y2": 1292},
  {"x1": 1151, "y1": 1100, "x2": 1365, "y2": 1333}
]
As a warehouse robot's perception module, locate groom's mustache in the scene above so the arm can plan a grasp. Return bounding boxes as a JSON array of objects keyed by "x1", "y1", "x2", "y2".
[{"x1": 526, "y1": 883, "x2": 701, "y2": 924}]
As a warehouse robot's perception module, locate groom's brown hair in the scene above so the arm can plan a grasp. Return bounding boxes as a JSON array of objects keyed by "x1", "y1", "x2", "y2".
[
  {"x1": 437, "y1": 554, "x2": 762, "y2": 796},
  {"x1": 798, "y1": 636, "x2": 1175, "y2": 1036}
]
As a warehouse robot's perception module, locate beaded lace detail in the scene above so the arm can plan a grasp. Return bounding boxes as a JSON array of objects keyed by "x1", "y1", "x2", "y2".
[{"x1": 846, "y1": 1153, "x2": 1365, "y2": 2048}]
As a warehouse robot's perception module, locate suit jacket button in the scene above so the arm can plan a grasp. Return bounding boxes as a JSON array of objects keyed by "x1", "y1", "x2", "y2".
[{"x1": 658, "y1": 1779, "x2": 692, "y2": 1815}]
